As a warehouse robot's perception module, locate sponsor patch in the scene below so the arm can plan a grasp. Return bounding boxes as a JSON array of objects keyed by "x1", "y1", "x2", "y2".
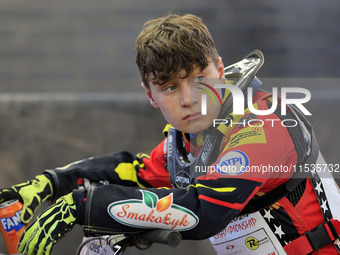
[
  {"x1": 226, "y1": 125, "x2": 266, "y2": 149},
  {"x1": 108, "y1": 190, "x2": 199, "y2": 231},
  {"x1": 175, "y1": 171, "x2": 190, "y2": 188},
  {"x1": 245, "y1": 236, "x2": 260, "y2": 250},
  {"x1": 214, "y1": 150, "x2": 250, "y2": 175}
]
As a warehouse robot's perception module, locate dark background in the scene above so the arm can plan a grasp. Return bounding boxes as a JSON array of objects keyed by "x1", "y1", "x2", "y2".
[{"x1": 0, "y1": 0, "x2": 339, "y2": 254}]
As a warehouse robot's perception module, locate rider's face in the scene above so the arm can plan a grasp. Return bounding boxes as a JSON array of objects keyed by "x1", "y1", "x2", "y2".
[{"x1": 142, "y1": 58, "x2": 225, "y2": 134}]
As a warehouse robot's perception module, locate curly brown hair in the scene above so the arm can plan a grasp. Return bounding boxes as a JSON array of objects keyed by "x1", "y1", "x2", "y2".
[{"x1": 136, "y1": 13, "x2": 219, "y2": 88}]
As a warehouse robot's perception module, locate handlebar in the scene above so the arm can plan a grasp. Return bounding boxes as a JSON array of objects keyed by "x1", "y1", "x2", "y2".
[
  {"x1": 134, "y1": 230, "x2": 182, "y2": 248},
  {"x1": 77, "y1": 230, "x2": 182, "y2": 255}
]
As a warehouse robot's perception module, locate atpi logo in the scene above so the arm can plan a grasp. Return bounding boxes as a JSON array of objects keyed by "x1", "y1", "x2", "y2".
[
  {"x1": 108, "y1": 190, "x2": 199, "y2": 230},
  {"x1": 214, "y1": 150, "x2": 249, "y2": 175}
]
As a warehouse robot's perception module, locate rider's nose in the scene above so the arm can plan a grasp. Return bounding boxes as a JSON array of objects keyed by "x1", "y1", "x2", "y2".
[{"x1": 180, "y1": 82, "x2": 191, "y2": 107}]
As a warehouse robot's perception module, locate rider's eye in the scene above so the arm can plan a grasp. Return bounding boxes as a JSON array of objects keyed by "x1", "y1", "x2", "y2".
[
  {"x1": 165, "y1": 85, "x2": 177, "y2": 92},
  {"x1": 195, "y1": 76, "x2": 204, "y2": 82}
]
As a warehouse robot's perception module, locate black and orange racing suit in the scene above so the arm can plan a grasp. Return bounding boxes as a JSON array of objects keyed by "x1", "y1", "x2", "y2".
[{"x1": 45, "y1": 91, "x2": 340, "y2": 255}]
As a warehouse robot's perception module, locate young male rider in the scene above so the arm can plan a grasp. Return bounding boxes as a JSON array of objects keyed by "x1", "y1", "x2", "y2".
[{"x1": 1, "y1": 13, "x2": 339, "y2": 255}]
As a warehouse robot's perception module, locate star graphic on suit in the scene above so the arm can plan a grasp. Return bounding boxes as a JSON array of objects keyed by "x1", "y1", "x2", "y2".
[
  {"x1": 315, "y1": 181, "x2": 323, "y2": 195},
  {"x1": 274, "y1": 224, "x2": 285, "y2": 239},
  {"x1": 320, "y1": 199, "x2": 329, "y2": 214},
  {"x1": 263, "y1": 209, "x2": 274, "y2": 223}
]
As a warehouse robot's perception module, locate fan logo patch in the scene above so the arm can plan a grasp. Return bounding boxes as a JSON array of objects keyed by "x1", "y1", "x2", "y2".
[{"x1": 108, "y1": 190, "x2": 199, "y2": 230}]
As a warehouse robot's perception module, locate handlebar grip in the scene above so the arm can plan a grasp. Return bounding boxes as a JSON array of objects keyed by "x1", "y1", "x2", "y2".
[{"x1": 136, "y1": 230, "x2": 182, "y2": 247}]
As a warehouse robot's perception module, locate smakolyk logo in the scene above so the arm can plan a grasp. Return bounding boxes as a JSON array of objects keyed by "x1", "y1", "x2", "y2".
[{"x1": 107, "y1": 190, "x2": 199, "y2": 230}]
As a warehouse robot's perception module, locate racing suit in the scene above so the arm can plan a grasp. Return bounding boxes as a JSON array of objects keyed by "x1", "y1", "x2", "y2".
[{"x1": 44, "y1": 89, "x2": 340, "y2": 255}]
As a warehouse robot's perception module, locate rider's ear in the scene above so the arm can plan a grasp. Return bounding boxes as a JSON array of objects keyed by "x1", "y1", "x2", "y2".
[
  {"x1": 217, "y1": 57, "x2": 225, "y2": 79},
  {"x1": 141, "y1": 82, "x2": 159, "y2": 108}
]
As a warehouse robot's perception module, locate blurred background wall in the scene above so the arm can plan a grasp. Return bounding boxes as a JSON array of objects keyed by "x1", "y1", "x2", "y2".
[{"x1": 0, "y1": 0, "x2": 339, "y2": 254}]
